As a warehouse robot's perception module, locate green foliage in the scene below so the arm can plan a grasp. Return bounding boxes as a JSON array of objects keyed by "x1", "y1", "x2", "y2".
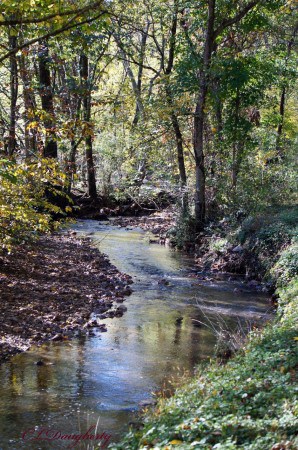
[
  {"x1": 233, "y1": 207, "x2": 298, "y2": 280},
  {"x1": 237, "y1": 207, "x2": 297, "y2": 246},
  {"x1": 209, "y1": 237, "x2": 228, "y2": 254},
  {"x1": 0, "y1": 158, "x2": 69, "y2": 251},
  {"x1": 271, "y1": 243, "x2": 298, "y2": 287},
  {"x1": 168, "y1": 206, "x2": 196, "y2": 250},
  {"x1": 277, "y1": 277, "x2": 298, "y2": 321},
  {"x1": 0, "y1": 0, "x2": 296, "y2": 223}
]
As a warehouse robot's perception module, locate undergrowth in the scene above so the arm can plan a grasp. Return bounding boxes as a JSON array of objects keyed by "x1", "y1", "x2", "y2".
[{"x1": 235, "y1": 207, "x2": 298, "y2": 279}]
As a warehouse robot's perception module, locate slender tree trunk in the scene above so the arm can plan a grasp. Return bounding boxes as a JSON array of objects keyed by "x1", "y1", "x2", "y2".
[
  {"x1": 171, "y1": 112, "x2": 187, "y2": 187},
  {"x1": 191, "y1": 0, "x2": 261, "y2": 228},
  {"x1": 212, "y1": 75, "x2": 223, "y2": 142},
  {"x1": 66, "y1": 99, "x2": 82, "y2": 192},
  {"x1": 276, "y1": 24, "x2": 297, "y2": 155},
  {"x1": 38, "y1": 40, "x2": 58, "y2": 158},
  {"x1": 114, "y1": 30, "x2": 147, "y2": 187},
  {"x1": 276, "y1": 86, "x2": 286, "y2": 155},
  {"x1": 164, "y1": 1, "x2": 187, "y2": 201},
  {"x1": 8, "y1": 32, "x2": 18, "y2": 156},
  {"x1": 19, "y1": 50, "x2": 37, "y2": 157},
  {"x1": 193, "y1": 0, "x2": 215, "y2": 230},
  {"x1": 169, "y1": 105, "x2": 188, "y2": 213},
  {"x1": 232, "y1": 88, "x2": 240, "y2": 194},
  {"x1": 68, "y1": 140, "x2": 77, "y2": 189},
  {"x1": 80, "y1": 54, "x2": 97, "y2": 199},
  {"x1": 132, "y1": 22, "x2": 149, "y2": 126},
  {"x1": 168, "y1": 92, "x2": 188, "y2": 211},
  {"x1": 212, "y1": 81, "x2": 224, "y2": 179},
  {"x1": 165, "y1": 88, "x2": 187, "y2": 188},
  {"x1": 85, "y1": 134, "x2": 97, "y2": 199},
  {"x1": 116, "y1": 42, "x2": 145, "y2": 121}
]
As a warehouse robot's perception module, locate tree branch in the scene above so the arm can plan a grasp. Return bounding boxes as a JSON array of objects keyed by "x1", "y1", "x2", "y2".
[
  {"x1": 0, "y1": 1, "x2": 104, "y2": 26},
  {"x1": 214, "y1": 0, "x2": 261, "y2": 38},
  {"x1": 0, "y1": 12, "x2": 107, "y2": 64}
]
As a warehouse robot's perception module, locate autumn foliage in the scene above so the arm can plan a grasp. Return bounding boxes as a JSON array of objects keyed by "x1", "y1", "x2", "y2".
[{"x1": 0, "y1": 158, "x2": 70, "y2": 250}]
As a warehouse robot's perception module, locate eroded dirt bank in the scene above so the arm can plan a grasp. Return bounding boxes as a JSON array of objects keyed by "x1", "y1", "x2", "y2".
[{"x1": 0, "y1": 232, "x2": 132, "y2": 363}]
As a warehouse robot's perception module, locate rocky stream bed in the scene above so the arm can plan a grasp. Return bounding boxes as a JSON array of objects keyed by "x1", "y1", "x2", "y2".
[{"x1": 0, "y1": 232, "x2": 132, "y2": 363}]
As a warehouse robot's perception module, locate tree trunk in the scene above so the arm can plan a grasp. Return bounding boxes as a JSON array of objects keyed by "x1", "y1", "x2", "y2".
[
  {"x1": 232, "y1": 88, "x2": 240, "y2": 194},
  {"x1": 193, "y1": 0, "x2": 215, "y2": 230},
  {"x1": 164, "y1": 2, "x2": 187, "y2": 203},
  {"x1": 80, "y1": 54, "x2": 97, "y2": 199},
  {"x1": 171, "y1": 112, "x2": 187, "y2": 187},
  {"x1": 276, "y1": 86, "x2": 286, "y2": 156},
  {"x1": 66, "y1": 98, "x2": 82, "y2": 192},
  {"x1": 165, "y1": 88, "x2": 187, "y2": 188},
  {"x1": 276, "y1": 24, "x2": 297, "y2": 155},
  {"x1": 8, "y1": 32, "x2": 18, "y2": 156},
  {"x1": 38, "y1": 40, "x2": 57, "y2": 158},
  {"x1": 114, "y1": 31, "x2": 147, "y2": 187},
  {"x1": 19, "y1": 50, "x2": 37, "y2": 157},
  {"x1": 85, "y1": 134, "x2": 97, "y2": 199},
  {"x1": 132, "y1": 22, "x2": 149, "y2": 127}
]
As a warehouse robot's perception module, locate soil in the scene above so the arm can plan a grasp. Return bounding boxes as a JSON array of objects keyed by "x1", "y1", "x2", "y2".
[{"x1": 0, "y1": 231, "x2": 132, "y2": 363}]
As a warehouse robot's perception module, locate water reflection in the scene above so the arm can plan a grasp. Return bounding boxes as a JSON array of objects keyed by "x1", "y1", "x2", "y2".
[{"x1": 0, "y1": 221, "x2": 271, "y2": 449}]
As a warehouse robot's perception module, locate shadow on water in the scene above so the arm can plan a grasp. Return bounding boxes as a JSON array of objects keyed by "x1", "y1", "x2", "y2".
[{"x1": 0, "y1": 220, "x2": 273, "y2": 449}]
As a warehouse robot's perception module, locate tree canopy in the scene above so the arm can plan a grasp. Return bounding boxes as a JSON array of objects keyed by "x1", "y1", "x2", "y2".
[{"x1": 0, "y1": 0, "x2": 297, "y2": 246}]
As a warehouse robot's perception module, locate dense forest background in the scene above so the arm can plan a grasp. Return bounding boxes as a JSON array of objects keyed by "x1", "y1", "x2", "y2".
[{"x1": 0, "y1": 0, "x2": 297, "y2": 248}]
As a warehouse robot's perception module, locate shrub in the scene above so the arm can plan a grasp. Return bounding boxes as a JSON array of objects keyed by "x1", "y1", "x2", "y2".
[
  {"x1": 168, "y1": 207, "x2": 196, "y2": 250},
  {"x1": 272, "y1": 243, "x2": 298, "y2": 287},
  {"x1": 0, "y1": 158, "x2": 69, "y2": 251}
]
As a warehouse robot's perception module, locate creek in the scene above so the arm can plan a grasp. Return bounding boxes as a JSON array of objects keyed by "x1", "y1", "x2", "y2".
[{"x1": 0, "y1": 221, "x2": 272, "y2": 449}]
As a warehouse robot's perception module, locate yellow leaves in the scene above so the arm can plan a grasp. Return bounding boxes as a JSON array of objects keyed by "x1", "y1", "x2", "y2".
[
  {"x1": 271, "y1": 419, "x2": 279, "y2": 431},
  {"x1": 180, "y1": 423, "x2": 191, "y2": 430},
  {"x1": 280, "y1": 366, "x2": 286, "y2": 373},
  {"x1": 0, "y1": 158, "x2": 69, "y2": 251},
  {"x1": 9, "y1": 28, "x2": 18, "y2": 37},
  {"x1": 256, "y1": 149, "x2": 277, "y2": 168},
  {"x1": 65, "y1": 206, "x2": 72, "y2": 213},
  {"x1": 53, "y1": 15, "x2": 64, "y2": 26},
  {"x1": 26, "y1": 121, "x2": 39, "y2": 131},
  {"x1": 168, "y1": 440, "x2": 183, "y2": 445},
  {"x1": 293, "y1": 337, "x2": 298, "y2": 341}
]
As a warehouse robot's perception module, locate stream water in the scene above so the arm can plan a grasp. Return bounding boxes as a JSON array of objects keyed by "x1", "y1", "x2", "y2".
[{"x1": 0, "y1": 221, "x2": 272, "y2": 449}]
